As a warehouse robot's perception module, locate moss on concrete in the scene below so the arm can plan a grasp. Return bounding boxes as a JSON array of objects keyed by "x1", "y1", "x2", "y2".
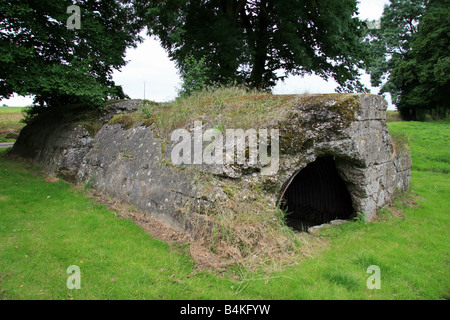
[
  {"x1": 108, "y1": 114, "x2": 136, "y2": 130},
  {"x1": 299, "y1": 94, "x2": 359, "y2": 123}
]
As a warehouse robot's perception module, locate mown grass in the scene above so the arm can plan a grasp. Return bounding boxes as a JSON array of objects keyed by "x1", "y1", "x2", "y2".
[
  {"x1": 0, "y1": 157, "x2": 237, "y2": 299},
  {"x1": 0, "y1": 117, "x2": 449, "y2": 300},
  {"x1": 388, "y1": 119, "x2": 450, "y2": 174},
  {"x1": 0, "y1": 107, "x2": 27, "y2": 114}
]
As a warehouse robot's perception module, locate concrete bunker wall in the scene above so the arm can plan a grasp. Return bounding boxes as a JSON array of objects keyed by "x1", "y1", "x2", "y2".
[{"x1": 11, "y1": 94, "x2": 412, "y2": 236}]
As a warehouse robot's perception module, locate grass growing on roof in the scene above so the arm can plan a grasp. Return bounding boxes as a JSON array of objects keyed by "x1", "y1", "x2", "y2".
[{"x1": 138, "y1": 85, "x2": 298, "y2": 138}]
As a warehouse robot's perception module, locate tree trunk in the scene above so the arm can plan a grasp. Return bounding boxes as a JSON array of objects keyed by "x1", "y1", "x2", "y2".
[{"x1": 249, "y1": 0, "x2": 270, "y2": 89}]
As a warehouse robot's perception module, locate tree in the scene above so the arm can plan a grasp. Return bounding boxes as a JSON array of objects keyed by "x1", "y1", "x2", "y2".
[
  {"x1": 179, "y1": 55, "x2": 211, "y2": 96},
  {"x1": 365, "y1": 0, "x2": 429, "y2": 106},
  {"x1": 0, "y1": 0, "x2": 143, "y2": 108},
  {"x1": 142, "y1": 0, "x2": 369, "y2": 92},
  {"x1": 390, "y1": 0, "x2": 450, "y2": 120}
]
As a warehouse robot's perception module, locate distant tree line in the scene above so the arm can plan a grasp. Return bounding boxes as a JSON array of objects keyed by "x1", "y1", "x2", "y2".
[{"x1": 366, "y1": 0, "x2": 449, "y2": 120}]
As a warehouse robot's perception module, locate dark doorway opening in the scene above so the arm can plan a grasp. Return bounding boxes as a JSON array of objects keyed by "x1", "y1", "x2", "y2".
[{"x1": 280, "y1": 156, "x2": 354, "y2": 232}]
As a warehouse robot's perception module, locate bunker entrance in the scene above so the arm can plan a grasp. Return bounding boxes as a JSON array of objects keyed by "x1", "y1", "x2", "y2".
[{"x1": 280, "y1": 156, "x2": 354, "y2": 232}]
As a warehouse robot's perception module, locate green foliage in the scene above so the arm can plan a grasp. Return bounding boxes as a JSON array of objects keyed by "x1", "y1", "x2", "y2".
[
  {"x1": 21, "y1": 105, "x2": 47, "y2": 125},
  {"x1": 142, "y1": 0, "x2": 369, "y2": 92},
  {"x1": 0, "y1": 0, "x2": 143, "y2": 108},
  {"x1": 139, "y1": 100, "x2": 158, "y2": 118},
  {"x1": 179, "y1": 55, "x2": 211, "y2": 96},
  {"x1": 365, "y1": 0, "x2": 428, "y2": 103},
  {"x1": 366, "y1": 0, "x2": 449, "y2": 121},
  {"x1": 391, "y1": 1, "x2": 450, "y2": 120}
]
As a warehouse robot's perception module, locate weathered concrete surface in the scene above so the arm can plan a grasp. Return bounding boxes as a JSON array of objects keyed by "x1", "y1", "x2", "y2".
[
  {"x1": 12, "y1": 95, "x2": 411, "y2": 235},
  {"x1": 77, "y1": 123, "x2": 200, "y2": 229},
  {"x1": 273, "y1": 94, "x2": 412, "y2": 222}
]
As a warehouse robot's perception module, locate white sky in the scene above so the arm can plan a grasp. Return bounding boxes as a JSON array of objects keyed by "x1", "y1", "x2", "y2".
[{"x1": 1, "y1": 0, "x2": 392, "y2": 108}]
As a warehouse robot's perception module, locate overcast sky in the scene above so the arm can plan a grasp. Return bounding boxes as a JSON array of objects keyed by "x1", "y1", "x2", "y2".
[{"x1": 1, "y1": 0, "x2": 392, "y2": 108}]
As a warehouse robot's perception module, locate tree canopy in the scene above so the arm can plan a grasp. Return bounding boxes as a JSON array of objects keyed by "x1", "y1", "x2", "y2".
[
  {"x1": 5, "y1": 0, "x2": 446, "y2": 119},
  {"x1": 366, "y1": 0, "x2": 449, "y2": 120},
  {"x1": 365, "y1": 0, "x2": 429, "y2": 106},
  {"x1": 0, "y1": 0, "x2": 143, "y2": 108},
  {"x1": 142, "y1": 0, "x2": 370, "y2": 92},
  {"x1": 390, "y1": 0, "x2": 450, "y2": 120}
]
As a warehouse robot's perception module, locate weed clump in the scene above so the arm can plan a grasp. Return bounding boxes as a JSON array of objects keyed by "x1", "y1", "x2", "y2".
[
  {"x1": 108, "y1": 114, "x2": 135, "y2": 130},
  {"x1": 180, "y1": 173, "x2": 303, "y2": 270}
]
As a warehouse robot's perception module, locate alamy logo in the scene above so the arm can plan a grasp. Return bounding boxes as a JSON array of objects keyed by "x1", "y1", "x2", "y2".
[
  {"x1": 66, "y1": 265, "x2": 81, "y2": 289},
  {"x1": 67, "y1": 5, "x2": 81, "y2": 30},
  {"x1": 366, "y1": 265, "x2": 381, "y2": 289},
  {"x1": 170, "y1": 121, "x2": 279, "y2": 176}
]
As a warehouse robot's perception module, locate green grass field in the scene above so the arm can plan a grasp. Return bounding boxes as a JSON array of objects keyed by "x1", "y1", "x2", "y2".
[
  {"x1": 389, "y1": 120, "x2": 450, "y2": 174},
  {"x1": 0, "y1": 107, "x2": 27, "y2": 113},
  {"x1": 0, "y1": 115, "x2": 448, "y2": 300}
]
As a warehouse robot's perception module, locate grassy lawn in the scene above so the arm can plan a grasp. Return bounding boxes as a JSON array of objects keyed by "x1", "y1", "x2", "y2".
[
  {"x1": 0, "y1": 107, "x2": 27, "y2": 113},
  {"x1": 388, "y1": 119, "x2": 450, "y2": 174},
  {"x1": 0, "y1": 119, "x2": 448, "y2": 300}
]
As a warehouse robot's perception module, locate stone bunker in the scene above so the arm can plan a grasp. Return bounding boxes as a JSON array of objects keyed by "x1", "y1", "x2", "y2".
[{"x1": 11, "y1": 93, "x2": 411, "y2": 263}]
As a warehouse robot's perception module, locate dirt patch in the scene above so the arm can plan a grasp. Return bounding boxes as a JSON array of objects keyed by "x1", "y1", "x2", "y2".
[{"x1": 44, "y1": 176, "x2": 60, "y2": 183}]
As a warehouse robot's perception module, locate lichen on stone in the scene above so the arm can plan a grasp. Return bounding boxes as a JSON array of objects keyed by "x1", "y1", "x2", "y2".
[
  {"x1": 108, "y1": 114, "x2": 136, "y2": 130},
  {"x1": 298, "y1": 93, "x2": 360, "y2": 123}
]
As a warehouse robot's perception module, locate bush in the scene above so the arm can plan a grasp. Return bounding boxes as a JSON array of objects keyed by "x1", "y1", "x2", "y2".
[{"x1": 179, "y1": 55, "x2": 211, "y2": 96}]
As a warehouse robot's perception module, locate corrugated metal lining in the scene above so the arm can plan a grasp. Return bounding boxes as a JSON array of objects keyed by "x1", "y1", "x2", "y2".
[{"x1": 280, "y1": 156, "x2": 353, "y2": 231}]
